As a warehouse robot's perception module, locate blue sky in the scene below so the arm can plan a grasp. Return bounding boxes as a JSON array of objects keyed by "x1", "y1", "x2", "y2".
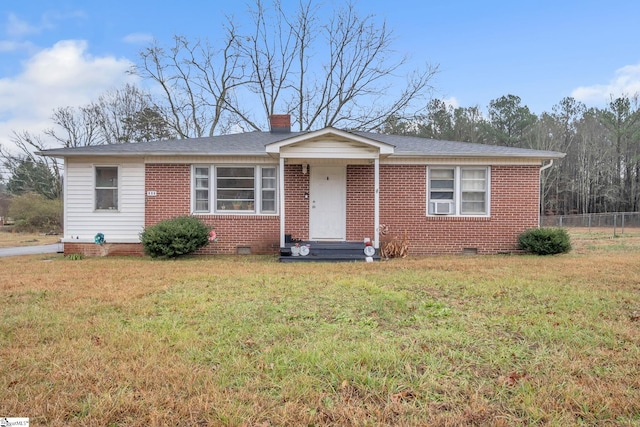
[{"x1": 1, "y1": 0, "x2": 639, "y2": 156}]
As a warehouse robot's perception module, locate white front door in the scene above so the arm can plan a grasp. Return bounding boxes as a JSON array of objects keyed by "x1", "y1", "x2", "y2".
[{"x1": 309, "y1": 166, "x2": 346, "y2": 240}]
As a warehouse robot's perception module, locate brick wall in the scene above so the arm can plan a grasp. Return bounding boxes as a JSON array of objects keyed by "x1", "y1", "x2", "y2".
[
  {"x1": 283, "y1": 164, "x2": 309, "y2": 240},
  {"x1": 64, "y1": 242, "x2": 144, "y2": 257},
  {"x1": 145, "y1": 164, "x2": 280, "y2": 255},
  {"x1": 145, "y1": 164, "x2": 192, "y2": 224},
  {"x1": 378, "y1": 164, "x2": 540, "y2": 255},
  {"x1": 346, "y1": 165, "x2": 375, "y2": 240}
]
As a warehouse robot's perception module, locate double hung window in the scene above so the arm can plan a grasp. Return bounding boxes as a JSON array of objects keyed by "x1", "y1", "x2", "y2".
[
  {"x1": 194, "y1": 167, "x2": 210, "y2": 211},
  {"x1": 193, "y1": 165, "x2": 277, "y2": 214},
  {"x1": 95, "y1": 166, "x2": 118, "y2": 210},
  {"x1": 428, "y1": 167, "x2": 489, "y2": 216}
]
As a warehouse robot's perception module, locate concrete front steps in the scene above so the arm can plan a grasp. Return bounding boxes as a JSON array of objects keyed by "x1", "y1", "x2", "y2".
[{"x1": 279, "y1": 241, "x2": 379, "y2": 263}]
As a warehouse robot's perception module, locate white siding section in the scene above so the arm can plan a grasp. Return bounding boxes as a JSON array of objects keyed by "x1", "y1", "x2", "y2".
[
  {"x1": 63, "y1": 158, "x2": 145, "y2": 243},
  {"x1": 281, "y1": 140, "x2": 379, "y2": 159}
]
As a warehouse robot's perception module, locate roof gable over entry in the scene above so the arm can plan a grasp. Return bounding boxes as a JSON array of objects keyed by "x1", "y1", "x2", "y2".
[{"x1": 265, "y1": 128, "x2": 395, "y2": 159}]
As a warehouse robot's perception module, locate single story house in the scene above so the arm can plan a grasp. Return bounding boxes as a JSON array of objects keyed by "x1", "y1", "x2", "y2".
[{"x1": 39, "y1": 114, "x2": 565, "y2": 259}]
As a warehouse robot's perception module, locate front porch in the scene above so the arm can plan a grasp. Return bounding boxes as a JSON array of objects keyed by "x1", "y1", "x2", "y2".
[
  {"x1": 268, "y1": 128, "x2": 394, "y2": 259},
  {"x1": 279, "y1": 241, "x2": 380, "y2": 263}
]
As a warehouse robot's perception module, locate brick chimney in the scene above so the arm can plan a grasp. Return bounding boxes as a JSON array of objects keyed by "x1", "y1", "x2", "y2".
[{"x1": 269, "y1": 114, "x2": 291, "y2": 133}]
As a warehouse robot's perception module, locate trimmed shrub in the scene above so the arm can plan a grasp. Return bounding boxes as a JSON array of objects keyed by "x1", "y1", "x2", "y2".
[
  {"x1": 8, "y1": 192, "x2": 62, "y2": 233},
  {"x1": 518, "y1": 227, "x2": 571, "y2": 255},
  {"x1": 140, "y1": 216, "x2": 211, "y2": 259}
]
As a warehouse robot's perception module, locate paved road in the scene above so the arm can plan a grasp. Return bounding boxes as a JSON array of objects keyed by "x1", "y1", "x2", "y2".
[{"x1": 0, "y1": 243, "x2": 63, "y2": 257}]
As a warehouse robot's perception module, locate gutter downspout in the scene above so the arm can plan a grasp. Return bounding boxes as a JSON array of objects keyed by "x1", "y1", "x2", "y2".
[{"x1": 540, "y1": 159, "x2": 554, "y2": 173}]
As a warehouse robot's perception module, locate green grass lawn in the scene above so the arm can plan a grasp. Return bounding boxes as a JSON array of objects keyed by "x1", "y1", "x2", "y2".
[{"x1": 1, "y1": 231, "x2": 639, "y2": 426}]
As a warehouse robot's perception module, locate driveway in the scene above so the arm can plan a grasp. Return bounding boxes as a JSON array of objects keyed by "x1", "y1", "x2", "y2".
[{"x1": 0, "y1": 243, "x2": 63, "y2": 257}]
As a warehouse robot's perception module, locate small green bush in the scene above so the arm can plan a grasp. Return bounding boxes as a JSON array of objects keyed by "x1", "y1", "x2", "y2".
[
  {"x1": 8, "y1": 192, "x2": 62, "y2": 233},
  {"x1": 518, "y1": 227, "x2": 571, "y2": 255},
  {"x1": 140, "y1": 216, "x2": 211, "y2": 259}
]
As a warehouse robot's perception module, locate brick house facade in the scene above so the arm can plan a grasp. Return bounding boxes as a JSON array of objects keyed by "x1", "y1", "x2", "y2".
[{"x1": 39, "y1": 116, "x2": 563, "y2": 258}]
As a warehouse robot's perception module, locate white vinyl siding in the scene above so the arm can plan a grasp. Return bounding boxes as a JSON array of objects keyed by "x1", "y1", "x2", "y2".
[
  {"x1": 428, "y1": 166, "x2": 490, "y2": 216},
  {"x1": 192, "y1": 165, "x2": 278, "y2": 215},
  {"x1": 64, "y1": 158, "x2": 145, "y2": 242}
]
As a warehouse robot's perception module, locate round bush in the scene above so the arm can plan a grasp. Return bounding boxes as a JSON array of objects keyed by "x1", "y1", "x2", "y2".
[
  {"x1": 518, "y1": 227, "x2": 571, "y2": 255},
  {"x1": 140, "y1": 216, "x2": 211, "y2": 258}
]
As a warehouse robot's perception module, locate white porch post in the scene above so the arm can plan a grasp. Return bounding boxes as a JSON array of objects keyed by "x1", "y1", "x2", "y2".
[
  {"x1": 374, "y1": 157, "x2": 380, "y2": 249},
  {"x1": 279, "y1": 156, "x2": 286, "y2": 248}
]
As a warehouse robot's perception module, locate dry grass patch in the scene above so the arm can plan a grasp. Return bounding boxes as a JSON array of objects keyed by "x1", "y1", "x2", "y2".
[
  {"x1": 1, "y1": 231, "x2": 639, "y2": 426},
  {"x1": 567, "y1": 226, "x2": 640, "y2": 253},
  {"x1": 0, "y1": 229, "x2": 60, "y2": 248}
]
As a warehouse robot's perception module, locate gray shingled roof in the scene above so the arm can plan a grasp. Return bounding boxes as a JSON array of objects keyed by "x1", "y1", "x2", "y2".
[
  {"x1": 353, "y1": 131, "x2": 564, "y2": 158},
  {"x1": 38, "y1": 128, "x2": 565, "y2": 159}
]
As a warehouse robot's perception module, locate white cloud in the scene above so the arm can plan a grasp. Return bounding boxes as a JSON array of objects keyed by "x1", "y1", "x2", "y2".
[
  {"x1": 0, "y1": 39, "x2": 35, "y2": 53},
  {"x1": 3, "y1": 10, "x2": 85, "y2": 40},
  {"x1": 0, "y1": 40, "x2": 137, "y2": 153},
  {"x1": 572, "y1": 63, "x2": 640, "y2": 104},
  {"x1": 5, "y1": 13, "x2": 42, "y2": 38},
  {"x1": 122, "y1": 32, "x2": 154, "y2": 45}
]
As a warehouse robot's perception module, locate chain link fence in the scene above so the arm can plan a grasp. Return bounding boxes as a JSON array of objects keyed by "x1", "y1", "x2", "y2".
[{"x1": 542, "y1": 212, "x2": 640, "y2": 234}]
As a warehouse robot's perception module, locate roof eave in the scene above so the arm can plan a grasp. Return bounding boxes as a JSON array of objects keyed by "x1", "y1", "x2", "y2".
[
  {"x1": 38, "y1": 151, "x2": 271, "y2": 158},
  {"x1": 391, "y1": 152, "x2": 566, "y2": 159}
]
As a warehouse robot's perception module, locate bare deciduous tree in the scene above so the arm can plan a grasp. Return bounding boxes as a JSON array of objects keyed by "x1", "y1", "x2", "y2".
[
  {"x1": 133, "y1": 0, "x2": 438, "y2": 134},
  {"x1": 2, "y1": 84, "x2": 164, "y2": 199},
  {"x1": 135, "y1": 29, "x2": 247, "y2": 137}
]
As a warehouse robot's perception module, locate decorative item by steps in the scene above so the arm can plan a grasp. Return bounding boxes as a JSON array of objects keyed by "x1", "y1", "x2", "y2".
[{"x1": 291, "y1": 243, "x2": 301, "y2": 256}]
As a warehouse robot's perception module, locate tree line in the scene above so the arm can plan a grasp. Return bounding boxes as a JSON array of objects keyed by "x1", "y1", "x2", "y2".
[
  {"x1": 383, "y1": 94, "x2": 640, "y2": 214},
  {"x1": 1, "y1": 0, "x2": 638, "y2": 218}
]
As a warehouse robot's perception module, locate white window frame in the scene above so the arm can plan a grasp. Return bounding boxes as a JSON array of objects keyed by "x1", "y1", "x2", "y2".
[
  {"x1": 194, "y1": 166, "x2": 210, "y2": 212},
  {"x1": 427, "y1": 166, "x2": 490, "y2": 217},
  {"x1": 95, "y1": 165, "x2": 119, "y2": 211},
  {"x1": 192, "y1": 165, "x2": 278, "y2": 215}
]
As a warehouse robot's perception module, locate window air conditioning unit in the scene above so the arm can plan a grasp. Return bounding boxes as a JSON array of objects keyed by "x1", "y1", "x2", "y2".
[{"x1": 433, "y1": 201, "x2": 454, "y2": 215}]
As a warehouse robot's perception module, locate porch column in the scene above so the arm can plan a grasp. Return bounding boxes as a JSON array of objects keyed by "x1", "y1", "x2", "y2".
[
  {"x1": 374, "y1": 157, "x2": 380, "y2": 249},
  {"x1": 279, "y1": 156, "x2": 286, "y2": 248}
]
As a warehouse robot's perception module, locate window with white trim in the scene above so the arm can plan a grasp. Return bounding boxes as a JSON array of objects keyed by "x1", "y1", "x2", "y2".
[
  {"x1": 95, "y1": 166, "x2": 118, "y2": 210},
  {"x1": 194, "y1": 167, "x2": 210, "y2": 211},
  {"x1": 428, "y1": 167, "x2": 489, "y2": 216},
  {"x1": 261, "y1": 167, "x2": 277, "y2": 213},
  {"x1": 193, "y1": 165, "x2": 278, "y2": 214}
]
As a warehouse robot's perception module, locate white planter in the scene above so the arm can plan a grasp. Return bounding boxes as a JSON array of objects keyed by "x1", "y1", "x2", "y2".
[{"x1": 291, "y1": 246, "x2": 301, "y2": 256}]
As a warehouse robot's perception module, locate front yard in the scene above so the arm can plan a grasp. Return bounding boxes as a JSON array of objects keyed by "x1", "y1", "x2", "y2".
[
  {"x1": 1, "y1": 230, "x2": 639, "y2": 425},
  {"x1": 0, "y1": 228, "x2": 60, "y2": 248}
]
